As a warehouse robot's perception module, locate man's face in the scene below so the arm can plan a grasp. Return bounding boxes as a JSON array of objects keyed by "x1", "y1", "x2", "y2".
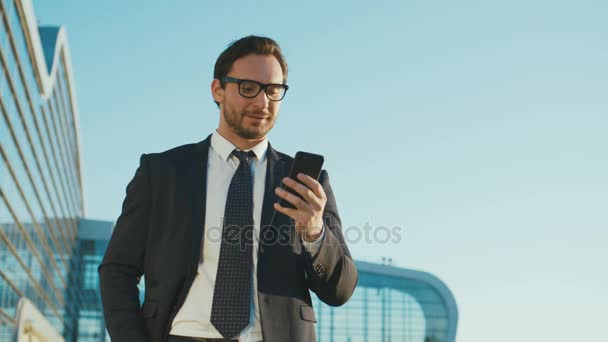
[{"x1": 213, "y1": 54, "x2": 284, "y2": 140}]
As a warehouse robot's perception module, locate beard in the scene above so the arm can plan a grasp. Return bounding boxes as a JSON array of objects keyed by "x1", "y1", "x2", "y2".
[{"x1": 222, "y1": 104, "x2": 276, "y2": 140}]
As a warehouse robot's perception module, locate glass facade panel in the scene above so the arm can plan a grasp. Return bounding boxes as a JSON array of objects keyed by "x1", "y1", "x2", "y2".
[
  {"x1": 49, "y1": 84, "x2": 79, "y2": 214},
  {"x1": 39, "y1": 103, "x2": 75, "y2": 247},
  {"x1": 46, "y1": 94, "x2": 78, "y2": 220}
]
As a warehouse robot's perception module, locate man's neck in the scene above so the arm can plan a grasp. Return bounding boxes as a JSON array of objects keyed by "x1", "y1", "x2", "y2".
[{"x1": 215, "y1": 129, "x2": 265, "y2": 151}]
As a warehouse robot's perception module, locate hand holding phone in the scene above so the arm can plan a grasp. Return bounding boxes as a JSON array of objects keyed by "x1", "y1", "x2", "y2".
[{"x1": 277, "y1": 151, "x2": 324, "y2": 209}]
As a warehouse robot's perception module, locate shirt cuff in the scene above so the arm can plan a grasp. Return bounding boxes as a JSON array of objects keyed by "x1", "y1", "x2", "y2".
[{"x1": 302, "y1": 226, "x2": 325, "y2": 256}]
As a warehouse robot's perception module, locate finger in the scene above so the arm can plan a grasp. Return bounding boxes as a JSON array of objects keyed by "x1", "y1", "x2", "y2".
[
  {"x1": 281, "y1": 177, "x2": 320, "y2": 207},
  {"x1": 275, "y1": 187, "x2": 310, "y2": 211},
  {"x1": 273, "y1": 202, "x2": 306, "y2": 222},
  {"x1": 296, "y1": 173, "x2": 326, "y2": 200}
]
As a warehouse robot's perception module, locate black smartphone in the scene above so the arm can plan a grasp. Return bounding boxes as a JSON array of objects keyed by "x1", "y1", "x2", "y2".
[{"x1": 277, "y1": 151, "x2": 325, "y2": 209}]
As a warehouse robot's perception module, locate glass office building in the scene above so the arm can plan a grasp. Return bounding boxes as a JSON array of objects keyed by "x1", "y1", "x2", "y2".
[
  {"x1": 314, "y1": 261, "x2": 458, "y2": 342},
  {"x1": 0, "y1": 0, "x2": 109, "y2": 341}
]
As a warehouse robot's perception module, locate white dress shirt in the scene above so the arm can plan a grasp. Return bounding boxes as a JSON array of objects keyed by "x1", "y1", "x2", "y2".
[{"x1": 170, "y1": 131, "x2": 324, "y2": 341}]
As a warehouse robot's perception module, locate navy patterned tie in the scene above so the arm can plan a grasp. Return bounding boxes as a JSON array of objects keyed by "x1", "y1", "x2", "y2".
[{"x1": 211, "y1": 149, "x2": 255, "y2": 338}]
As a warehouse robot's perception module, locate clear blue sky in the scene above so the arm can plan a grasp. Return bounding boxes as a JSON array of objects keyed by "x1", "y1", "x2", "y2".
[{"x1": 35, "y1": 1, "x2": 607, "y2": 341}]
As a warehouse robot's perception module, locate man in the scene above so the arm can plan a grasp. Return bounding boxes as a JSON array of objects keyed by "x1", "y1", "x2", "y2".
[{"x1": 99, "y1": 35, "x2": 358, "y2": 342}]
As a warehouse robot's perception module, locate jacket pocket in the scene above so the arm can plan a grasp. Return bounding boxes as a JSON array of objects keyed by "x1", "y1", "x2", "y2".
[
  {"x1": 142, "y1": 300, "x2": 158, "y2": 318},
  {"x1": 299, "y1": 305, "x2": 317, "y2": 323}
]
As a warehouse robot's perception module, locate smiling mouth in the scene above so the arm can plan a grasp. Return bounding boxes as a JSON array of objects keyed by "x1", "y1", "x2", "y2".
[{"x1": 246, "y1": 114, "x2": 267, "y2": 120}]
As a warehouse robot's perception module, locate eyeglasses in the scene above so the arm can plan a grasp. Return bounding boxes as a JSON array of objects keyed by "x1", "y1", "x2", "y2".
[{"x1": 221, "y1": 76, "x2": 289, "y2": 101}]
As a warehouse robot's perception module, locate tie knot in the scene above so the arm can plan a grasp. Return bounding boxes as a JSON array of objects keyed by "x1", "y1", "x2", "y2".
[{"x1": 232, "y1": 149, "x2": 255, "y2": 164}]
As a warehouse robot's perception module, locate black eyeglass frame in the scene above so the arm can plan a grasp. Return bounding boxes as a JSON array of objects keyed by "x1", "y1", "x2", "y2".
[{"x1": 220, "y1": 76, "x2": 289, "y2": 101}]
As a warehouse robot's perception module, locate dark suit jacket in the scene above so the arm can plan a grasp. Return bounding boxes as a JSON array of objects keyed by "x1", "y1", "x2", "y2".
[{"x1": 99, "y1": 135, "x2": 358, "y2": 342}]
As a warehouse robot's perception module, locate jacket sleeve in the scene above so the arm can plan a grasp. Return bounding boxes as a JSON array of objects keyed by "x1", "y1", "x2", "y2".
[
  {"x1": 98, "y1": 154, "x2": 151, "y2": 342},
  {"x1": 305, "y1": 170, "x2": 358, "y2": 306}
]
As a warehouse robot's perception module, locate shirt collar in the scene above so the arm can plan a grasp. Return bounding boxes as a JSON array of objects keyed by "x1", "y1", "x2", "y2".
[{"x1": 211, "y1": 130, "x2": 268, "y2": 162}]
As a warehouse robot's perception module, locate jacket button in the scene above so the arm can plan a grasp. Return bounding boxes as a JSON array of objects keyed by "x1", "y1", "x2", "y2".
[{"x1": 314, "y1": 264, "x2": 326, "y2": 275}]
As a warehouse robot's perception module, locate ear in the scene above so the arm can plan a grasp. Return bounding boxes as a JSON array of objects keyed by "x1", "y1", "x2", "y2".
[{"x1": 211, "y1": 79, "x2": 224, "y2": 104}]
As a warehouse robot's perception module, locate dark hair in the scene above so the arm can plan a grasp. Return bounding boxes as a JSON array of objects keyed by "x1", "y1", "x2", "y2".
[{"x1": 213, "y1": 35, "x2": 288, "y2": 106}]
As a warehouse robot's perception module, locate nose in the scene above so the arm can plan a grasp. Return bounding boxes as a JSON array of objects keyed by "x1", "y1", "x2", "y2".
[{"x1": 251, "y1": 89, "x2": 270, "y2": 110}]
